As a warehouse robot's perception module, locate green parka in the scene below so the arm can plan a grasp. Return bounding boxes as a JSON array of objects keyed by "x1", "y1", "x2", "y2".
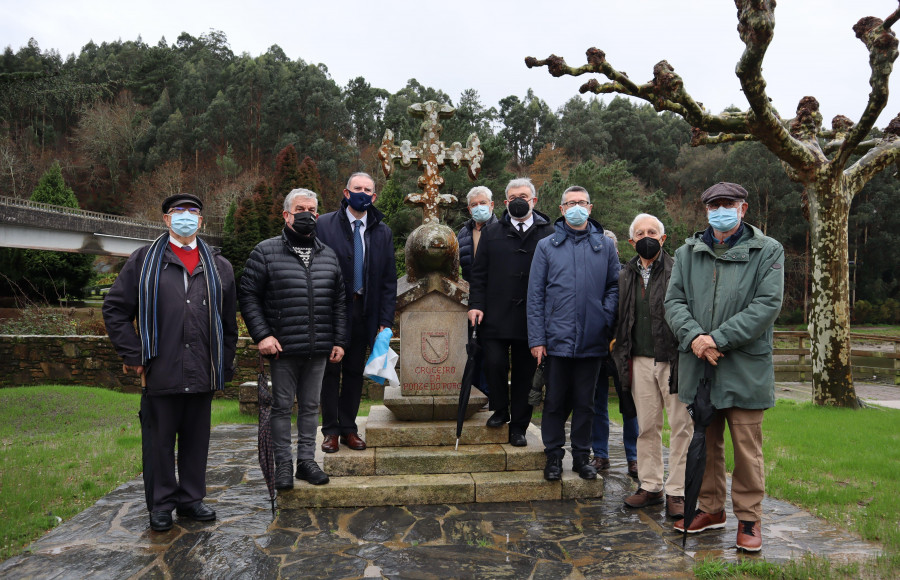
[{"x1": 664, "y1": 224, "x2": 784, "y2": 410}]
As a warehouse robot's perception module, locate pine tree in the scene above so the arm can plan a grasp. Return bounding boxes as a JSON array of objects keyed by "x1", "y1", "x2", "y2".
[{"x1": 296, "y1": 156, "x2": 324, "y2": 207}]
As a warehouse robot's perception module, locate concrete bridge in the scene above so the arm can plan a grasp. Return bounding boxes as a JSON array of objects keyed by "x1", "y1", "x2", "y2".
[{"x1": 0, "y1": 196, "x2": 224, "y2": 257}]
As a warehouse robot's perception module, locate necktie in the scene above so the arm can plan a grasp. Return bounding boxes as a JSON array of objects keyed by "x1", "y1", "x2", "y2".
[
  {"x1": 353, "y1": 220, "x2": 364, "y2": 294},
  {"x1": 518, "y1": 222, "x2": 525, "y2": 233}
]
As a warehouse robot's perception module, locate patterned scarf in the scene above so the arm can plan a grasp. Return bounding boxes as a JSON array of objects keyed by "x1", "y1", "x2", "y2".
[{"x1": 137, "y1": 233, "x2": 226, "y2": 390}]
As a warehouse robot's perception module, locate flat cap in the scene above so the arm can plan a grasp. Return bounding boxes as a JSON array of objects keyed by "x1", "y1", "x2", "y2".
[
  {"x1": 161, "y1": 193, "x2": 203, "y2": 213},
  {"x1": 700, "y1": 182, "x2": 748, "y2": 205}
]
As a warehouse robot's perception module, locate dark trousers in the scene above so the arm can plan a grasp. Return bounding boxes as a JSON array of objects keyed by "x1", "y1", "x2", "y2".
[
  {"x1": 139, "y1": 392, "x2": 213, "y2": 512},
  {"x1": 483, "y1": 338, "x2": 535, "y2": 436},
  {"x1": 542, "y1": 355, "x2": 602, "y2": 462},
  {"x1": 321, "y1": 298, "x2": 368, "y2": 436}
]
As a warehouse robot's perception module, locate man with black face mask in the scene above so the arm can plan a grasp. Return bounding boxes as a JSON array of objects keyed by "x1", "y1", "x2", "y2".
[
  {"x1": 468, "y1": 178, "x2": 554, "y2": 447},
  {"x1": 611, "y1": 214, "x2": 693, "y2": 518},
  {"x1": 240, "y1": 188, "x2": 348, "y2": 489}
]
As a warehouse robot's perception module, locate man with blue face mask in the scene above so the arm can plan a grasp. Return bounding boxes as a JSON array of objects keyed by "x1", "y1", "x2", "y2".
[
  {"x1": 457, "y1": 186, "x2": 496, "y2": 282},
  {"x1": 526, "y1": 186, "x2": 620, "y2": 481},
  {"x1": 103, "y1": 193, "x2": 238, "y2": 532},
  {"x1": 317, "y1": 172, "x2": 397, "y2": 454},
  {"x1": 665, "y1": 182, "x2": 784, "y2": 552}
]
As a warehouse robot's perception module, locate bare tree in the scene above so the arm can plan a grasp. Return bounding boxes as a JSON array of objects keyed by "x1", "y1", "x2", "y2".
[{"x1": 527, "y1": 1, "x2": 900, "y2": 408}]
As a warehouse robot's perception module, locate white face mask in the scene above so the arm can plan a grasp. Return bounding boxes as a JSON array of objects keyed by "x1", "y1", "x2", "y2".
[{"x1": 171, "y1": 212, "x2": 199, "y2": 237}]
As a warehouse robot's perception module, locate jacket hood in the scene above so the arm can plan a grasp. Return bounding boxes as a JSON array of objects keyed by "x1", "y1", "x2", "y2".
[
  {"x1": 686, "y1": 222, "x2": 768, "y2": 254},
  {"x1": 339, "y1": 196, "x2": 386, "y2": 227}
]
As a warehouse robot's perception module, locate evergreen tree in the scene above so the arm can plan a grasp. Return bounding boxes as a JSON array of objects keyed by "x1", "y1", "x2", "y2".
[
  {"x1": 223, "y1": 180, "x2": 267, "y2": 282},
  {"x1": 296, "y1": 156, "x2": 325, "y2": 208},
  {"x1": 12, "y1": 163, "x2": 95, "y2": 300}
]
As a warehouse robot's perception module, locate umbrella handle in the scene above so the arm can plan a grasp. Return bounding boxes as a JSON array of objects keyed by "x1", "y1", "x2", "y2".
[{"x1": 471, "y1": 321, "x2": 478, "y2": 341}]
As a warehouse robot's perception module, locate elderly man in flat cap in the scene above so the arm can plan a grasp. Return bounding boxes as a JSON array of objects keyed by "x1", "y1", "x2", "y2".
[
  {"x1": 664, "y1": 182, "x2": 784, "y2": 552},
  {"x1": 103, "y1": 193, "x2": 238, "y2": 533}
]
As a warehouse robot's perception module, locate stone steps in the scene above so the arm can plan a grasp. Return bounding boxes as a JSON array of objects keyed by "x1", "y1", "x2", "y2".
[{"x1": 276, "y1": 406, "x2": 604, "y2": 508}]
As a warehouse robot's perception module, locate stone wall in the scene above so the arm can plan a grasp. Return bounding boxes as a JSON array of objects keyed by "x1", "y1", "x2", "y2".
[
  {"x1": 0, "y1": 335, "x2": 385, "y2": 402},
  {"x1": 0, "y1": 335, "x2": 260, "y2": 399}
]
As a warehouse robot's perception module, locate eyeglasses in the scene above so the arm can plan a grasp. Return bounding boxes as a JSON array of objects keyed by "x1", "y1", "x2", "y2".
[
  {"x1": 168, "y1": 207, "x2": 201, "y2": 215},
  {"x1": 561, "y1": 200, "x2": 591, "y2": 208}
]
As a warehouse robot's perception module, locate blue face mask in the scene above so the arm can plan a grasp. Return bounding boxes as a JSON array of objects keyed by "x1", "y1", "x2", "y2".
[
  {"x1": 171, "y1": 212, "x2": 199, "y2": 237},
  {"x1": 708, "y1": 207, "x2": 740, "y2": 232},
  {"x1": 565, "y1": 205, "x2": 589, "y2": 227},
  {"x1": 348, "y1": 190, "x2": 373, "y2": 212},
  {"x1": 470, "y1": 204, "x2": 492, "y2": 223}
]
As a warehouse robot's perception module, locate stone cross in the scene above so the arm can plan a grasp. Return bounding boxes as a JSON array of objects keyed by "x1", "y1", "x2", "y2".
[{"x1": 377, "y1": 101, "x2": 484, "y2": 224}]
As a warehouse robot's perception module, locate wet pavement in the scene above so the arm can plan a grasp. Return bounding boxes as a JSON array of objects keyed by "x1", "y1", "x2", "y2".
[{"x1": 1, "y1": 388, "x2": 885, "y2": 580}]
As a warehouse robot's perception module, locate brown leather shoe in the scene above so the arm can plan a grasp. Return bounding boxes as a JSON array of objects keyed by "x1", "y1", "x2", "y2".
[
  {"x1": 627, "y1": 460, "x2": 638, "y2": 479},
  {"x1": 736, "y1": 520, "x2": 762, "y2": 552},
  {"x1": 589, "y1": 456, "x2": 610, "y2": 471},
  {"x1": 666, "y1": 495, "x2": 685, "y2": 518},
  {"x1": 340, "y1": 433, "x2": 367, "y2": 450},
  {"x1": 673, "y1": 509, "x2": 727, "y2": 533},
  {"x1": 624, "y1": 488, "x2": 664, "y2": 508},
  {"x1": 321, "y1": 434, "x2": 339, "y2": 453}
]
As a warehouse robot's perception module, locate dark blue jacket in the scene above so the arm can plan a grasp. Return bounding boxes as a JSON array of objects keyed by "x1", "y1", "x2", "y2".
[
  {"x1": 457, "y1": 214, "x2": 498, "y2": 281},
  {"x1": 527, "y1": 218, "x2": 620, "y2": 358},
  {"x1": 316, "y1": 198, "x2": 397, "y2": 346}
]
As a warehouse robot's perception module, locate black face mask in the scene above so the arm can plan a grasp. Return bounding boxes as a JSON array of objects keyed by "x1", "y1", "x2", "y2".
[
  {"x1": 507, "y1": 197, "x2": 531, "y2": 219},
  {"x1": 291, "y1": 212, "x2": 317, "y2": 238},
  {"x1": 635, "y1": 236, "x2": 661, "y2": 260}
]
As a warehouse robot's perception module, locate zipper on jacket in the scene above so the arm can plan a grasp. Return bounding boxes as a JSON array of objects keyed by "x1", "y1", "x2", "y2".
[{"x1": 306, "y1": 251, "x2": 316, "y2": 355}]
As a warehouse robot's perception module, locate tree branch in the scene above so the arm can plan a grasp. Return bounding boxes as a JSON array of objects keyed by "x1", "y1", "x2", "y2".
[
  {"x1": 690, "y1": 129, "x2": 758, "y2": 146},
  {"x1": 735, "y1": 0, "x2": 816, "y2": 170},
  {"x1": 845, "y1": 114, "x2": 900, "y2": 193}
]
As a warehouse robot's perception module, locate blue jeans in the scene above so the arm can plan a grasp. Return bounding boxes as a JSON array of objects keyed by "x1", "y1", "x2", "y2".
[{"x1": 592, "y1": 371, "x2": 638, "y2": 461}]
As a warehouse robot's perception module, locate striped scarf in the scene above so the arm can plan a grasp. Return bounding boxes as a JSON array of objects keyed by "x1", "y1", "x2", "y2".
[{"x1": 138, "y1": 233, "x2": 226, "y2": 390}]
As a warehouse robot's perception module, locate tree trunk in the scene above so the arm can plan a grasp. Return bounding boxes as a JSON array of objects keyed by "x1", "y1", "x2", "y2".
[{"x1": 806, "y1": 180, "x2": 860, "y2": 408}]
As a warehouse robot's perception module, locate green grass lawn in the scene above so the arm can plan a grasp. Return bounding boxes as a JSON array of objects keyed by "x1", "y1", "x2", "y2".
[{"x1": 2, "y1": 385, "x2": 899, "y2": 579}]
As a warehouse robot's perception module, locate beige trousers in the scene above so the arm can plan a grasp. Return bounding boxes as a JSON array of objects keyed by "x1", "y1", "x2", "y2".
[
  {"x1": 699, "y1": 407, "x2": 766, "y2": 522},
  {"x1": 632, "y1": 357, "x2": 694, "y2": 495}
]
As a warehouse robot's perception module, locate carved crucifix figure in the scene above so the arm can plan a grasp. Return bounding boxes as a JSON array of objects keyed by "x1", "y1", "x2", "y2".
[{"x1": 377, "y1": 101, "x2": 484, "y2": 224}]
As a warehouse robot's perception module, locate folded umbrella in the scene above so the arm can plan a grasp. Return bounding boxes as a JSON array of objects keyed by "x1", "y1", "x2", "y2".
[
  {"x1": 364, "y1": 328, "x2": 399, "y2": 387},
  {"x1": 256, "y1": 353, "x2": 276, "y2": 517},
  {"x1": 455, "y1": 321, "x2": 482, "y2": 450},
  {"x1": 527, "y1": 361, "x2": 545, "y2": 407},
  {"x1": 682, "y1": 361, "x2": 717, "y2": 547}
]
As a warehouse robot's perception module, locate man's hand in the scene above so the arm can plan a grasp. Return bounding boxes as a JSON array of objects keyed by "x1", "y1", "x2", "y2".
[
  {"x1": 122, "y1": 364, "x2": 144, "y2": 376},
  {"x1": 330, "y1": 346, "x2": 345, "y2": 363},
  {"x1": 691, "y1": 334, "x2": 718, "y2": 359},
  {"x1": 467, "y1": 309, "x2": 483, "y2": 325},
  {"x1": 703, "y1": 347, "x2": 724, "y2": 366},
  {"x1": 531, "y1": 345, "x2": 547, "y2": 366},
  {"x1": 378, "y1": 325, "x2": 389, "y2": 335},
  {"x1": 258, "y1": 336, "x2": 283, "y2": 357}
]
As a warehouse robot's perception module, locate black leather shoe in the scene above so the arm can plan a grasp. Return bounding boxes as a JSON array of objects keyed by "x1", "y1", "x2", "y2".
[
  {"x1": 296, "y1": 460, "x2": 330, "y2": 485},
  {"x1": 486, "y1": 411, "x2": 509, "y2": 427},
  {"x1": 543, "y1": 456, "x2": 562, "y2": 481},
  {"x1": 149, "y1": 510, "x2": 173, "y2": 532},
  {"x1": 176, "y1": 502, "x2": 216, "y2": 521},
  {"x1": 572, "y1": 458, "x2": 598, "y2": 480},
  {"x1": 508, "y1": 432, "x2": 527, "y2": 447},
  {"x1": 275, "y1": 461, "x2": 294, "y2": 490}
]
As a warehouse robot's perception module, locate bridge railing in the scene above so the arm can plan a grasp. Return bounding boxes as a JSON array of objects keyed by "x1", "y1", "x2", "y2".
[{"x1": 0, "y1": 196, "x2": 224, "y2": 236}]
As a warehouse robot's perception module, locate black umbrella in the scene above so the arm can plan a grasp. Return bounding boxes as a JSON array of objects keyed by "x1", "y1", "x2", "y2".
[
  {"x1": 455, "y1": 322, "x2": 483, "y2": 450},
  {"x1": 682, "y1": 361, "x2": 717, "y2": 547},
  {"x1": 256, "y1": 353, "x2": 276, "y2": 517},
  {"x1": 527, "y1": 361, "x2": 545, "y2": 407}
]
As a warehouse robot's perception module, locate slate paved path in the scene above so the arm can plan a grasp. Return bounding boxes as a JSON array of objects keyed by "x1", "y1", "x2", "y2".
[{"x1": 0, "y1": 385, "x2": 888, "y2": 579}]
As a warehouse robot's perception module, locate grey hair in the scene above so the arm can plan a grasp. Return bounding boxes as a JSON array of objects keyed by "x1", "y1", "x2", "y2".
[
  {"x1": 628, "y1": 213, "x2": 666, "y2": 239},
  {"x1": 505, "y1": 177, "x2": 536, "y2": 199},
  {"x1": 466, "y1": 186, "x2": 493, "y2": 205},
  {"x1": 283, "y1": 188, "x2": 318, "y2": 212},
  {"x1": 561, "y1": 186, "x2": 590, "y2": 205},
  {"x1": 346, "y1": 172, "x2": 375, "y2": 190},
  {"x1": 602, "y1": 229, "x2": 618, "y2": 245}
]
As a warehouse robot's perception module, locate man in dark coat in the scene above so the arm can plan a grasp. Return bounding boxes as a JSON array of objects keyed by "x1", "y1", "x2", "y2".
[
  {"x1": 103, "y1": 193, "x2": 238, "y2": 532},
  {"x1": 317, "y1": 172, "x2": 397, "y2": 453},
  {"x1": 240, "y1": 188, "x2": 348, "y2": 488},
  {"x1": 468, "y1": 177, "x2": 554, "y2": 447},
  {"x1": 527, "y1": 186, "x2": 619, "y2": 481},
  {"x1": 613, "y1": 214, "x2": 693, "y2": 517},
  {"x1": 457, "y1": 185, "x2": 497, "y2": 396}
]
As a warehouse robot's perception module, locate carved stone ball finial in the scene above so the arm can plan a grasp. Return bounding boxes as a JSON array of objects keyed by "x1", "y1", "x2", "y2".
[{"x1": 404, "y1": 221, "x2": 459, "y2": 283}]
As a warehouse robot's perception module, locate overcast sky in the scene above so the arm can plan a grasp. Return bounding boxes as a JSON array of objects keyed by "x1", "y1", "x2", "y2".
[{"x1": 4, "y1": 0, "x2": 900, "y2": 128}]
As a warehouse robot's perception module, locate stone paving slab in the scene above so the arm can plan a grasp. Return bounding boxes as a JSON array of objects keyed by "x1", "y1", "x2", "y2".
[{"x1": 0, "y1": 421, "x2": 884, "y2": 579}]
